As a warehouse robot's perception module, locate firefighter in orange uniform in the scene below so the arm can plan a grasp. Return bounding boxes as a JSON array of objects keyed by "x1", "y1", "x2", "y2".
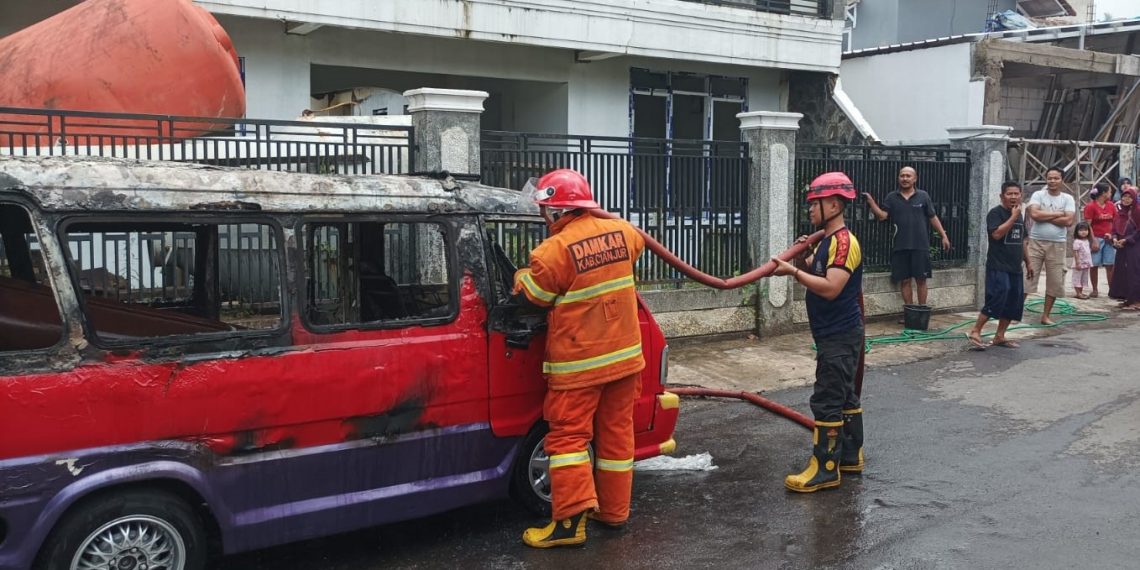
[{"x1": 513, "y1": 168, "x2": 646, "y2": 548}]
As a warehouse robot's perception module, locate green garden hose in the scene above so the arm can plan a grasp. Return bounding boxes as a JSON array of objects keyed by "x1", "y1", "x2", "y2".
[{"x1": 860, "y1": 298, "x2": 1108, "y2": 353}]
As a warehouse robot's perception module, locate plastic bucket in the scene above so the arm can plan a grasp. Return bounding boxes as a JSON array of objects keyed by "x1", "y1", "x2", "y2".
[{"x1": 903, "y1": 304, "x2": 931, "y2": 331}]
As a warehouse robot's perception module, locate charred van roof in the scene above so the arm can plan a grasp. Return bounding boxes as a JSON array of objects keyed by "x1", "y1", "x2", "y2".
[{"x1": 0, "y1": 156, "x2": 539, "y2": 216}]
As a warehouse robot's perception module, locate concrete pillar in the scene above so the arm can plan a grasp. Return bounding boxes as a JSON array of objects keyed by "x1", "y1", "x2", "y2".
[
  {"x1": 739, "y1": 111, "x2": 803, "y2": 336},
  {"x1": 948, "y1": 125, "x2": 1013, "y2": 309},
  {"x1": 403, "y1": 88, "x2": 488, "y2": 178},
  {"x1": 1121, "y1": 143, "x2": 1137, "y2": 185}
]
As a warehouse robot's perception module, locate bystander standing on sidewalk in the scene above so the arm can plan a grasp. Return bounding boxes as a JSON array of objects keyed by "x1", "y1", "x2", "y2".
[
  {"x1": 967, "y1": 182, "x2": 1030, "y2": 350},
  {"x1": 1024, "y1": 167, "x2": 1076, "y2": 325},
  {"x1": 1071, "y1": 222, "x2": 1094, "y2": 299},
  {"x1": 1083, "y1": 183, "x2": 1117, "y2": 297},
  {"x1": 1108, "y1": 188, "x2": 1140, "y2": 310},
  {"x1": 862, "y1": 166, "x2": 951, "y2": 317}
]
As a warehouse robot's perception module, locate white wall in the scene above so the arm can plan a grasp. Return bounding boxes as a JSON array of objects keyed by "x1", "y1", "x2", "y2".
[
  {"x1": 220, "y1": 16, "x2": 784, "y2": 138},
  {"x1": 840, "y1": 42, "x2": 984, "y2": 144},
  {"x1": 199, "y1": 0, "x2": 843, "y2": 73}
]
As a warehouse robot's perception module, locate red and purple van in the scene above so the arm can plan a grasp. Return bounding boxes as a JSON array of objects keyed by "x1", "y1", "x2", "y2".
[{"x1": 0, "y1": 156, "x2": 678, "y2": 570}]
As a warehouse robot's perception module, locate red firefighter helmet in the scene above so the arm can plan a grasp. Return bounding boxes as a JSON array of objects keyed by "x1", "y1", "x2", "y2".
[
  {"x1": 806, "y1": 172, "x2": 857, "y2": 202},
  {"x1": 528, "y1": 169, "x2": 601, "y2": 210}
]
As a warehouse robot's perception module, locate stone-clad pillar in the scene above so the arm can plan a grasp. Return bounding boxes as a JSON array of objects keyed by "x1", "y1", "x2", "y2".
[
  {"x1": 948, "y1": 125, "x2": 1012, "y2": 309},
  {"x1": 739, "y1": 111, "x2": 803, "y2": 336},
  {"x1": 403, "y1": 88, "x2": 488, "y2": 178}
]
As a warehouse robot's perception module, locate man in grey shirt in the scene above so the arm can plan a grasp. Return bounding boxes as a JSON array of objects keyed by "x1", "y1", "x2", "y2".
[{"x1": 1024, "y1": 167, "x2": 1076, "y2": 324}]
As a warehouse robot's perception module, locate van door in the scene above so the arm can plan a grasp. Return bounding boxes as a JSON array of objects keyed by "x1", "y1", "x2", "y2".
[{"x1": 483, "y1": 218, "x2": 548, "y2": 438}]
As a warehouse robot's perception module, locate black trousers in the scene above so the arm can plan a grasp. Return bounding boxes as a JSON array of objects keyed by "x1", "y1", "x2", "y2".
[{"x1": 810, "y1": 328, "x2": 864, "y2": 422}]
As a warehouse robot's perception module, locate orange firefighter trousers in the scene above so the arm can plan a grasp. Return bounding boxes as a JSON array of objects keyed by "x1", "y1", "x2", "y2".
[{"x1": 544, "y1": 372, "x2": 641, "y2": 523}]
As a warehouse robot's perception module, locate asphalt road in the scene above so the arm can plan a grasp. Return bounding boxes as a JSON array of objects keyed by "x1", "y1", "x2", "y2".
[{"x1": 217, "y1": 318, "x2": 1140, "y2": 569}]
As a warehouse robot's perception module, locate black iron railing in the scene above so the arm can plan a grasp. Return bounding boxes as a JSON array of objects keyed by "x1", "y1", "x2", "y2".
[
  {"x1": 796, "y1": 145, "x2": 972, "y2": 273},
  {"x1": 482, "y1": 131, "x2": 751, "y2": 288},
  {"x1": 679, "y1": 0, "x2": 829, "y2": 18},
  {"x1": 0, "y1": 107, "x2": 414, "y2": 175}
]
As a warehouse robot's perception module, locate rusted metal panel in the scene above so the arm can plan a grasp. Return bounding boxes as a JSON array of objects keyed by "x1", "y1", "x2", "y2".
[{"x1": 0, "y1": 156, "x2": 536, "y2": 216}]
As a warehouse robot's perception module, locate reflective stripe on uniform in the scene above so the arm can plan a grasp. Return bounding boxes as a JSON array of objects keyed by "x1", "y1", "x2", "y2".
[
  {"x1": 595, "y1": 457, "x2": 634, "y2": 472},
  {"x1": 519, "y1": 272, "x2": 558, "y2": 303},
  {"x1": 555, "y1": 275, "x2": 636, "y2": 305},
  {"x1": 543, "y1": 343, "x2": 643, "y2": 375},
  {"x1": 549, "y1": 450, "x2": 591, "y2": 469}
]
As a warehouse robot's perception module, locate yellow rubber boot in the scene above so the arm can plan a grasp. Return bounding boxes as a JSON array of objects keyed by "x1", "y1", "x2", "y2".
[
  {"x1": 839, "y1": 408, "x2": 864, "y2": 473},
  {"x1": 522, "y1": 511, "x2": 589, "y2": 548},
  {"x1": 785, "y1": 420, "x2": 843, "y2": 493}
]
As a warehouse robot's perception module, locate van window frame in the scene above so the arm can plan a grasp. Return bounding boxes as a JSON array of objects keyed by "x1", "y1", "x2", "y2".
[
  {"x1": 0, "y1": 195, "x2": 74, "y2": 369},
  {"x1": 56, "y1": 212, "x2": 291, "y2": 350},
  {"x1": 483, "y1": 215, "x2": 548, "y2": 307},
  {"x1": 297, "y1": 214, "x2": 461, "y2": 334}
]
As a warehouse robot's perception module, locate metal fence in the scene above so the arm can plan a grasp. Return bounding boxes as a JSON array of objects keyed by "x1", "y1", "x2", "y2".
[
  {"x1": 482, "y1": 131, "x2": 751, "y2": 287},
  {"x1": 678, "y1": 0, "x2": 828, "y2": 17},
  {"x1": 796, "y1": 145, "x2": 972, "y2": 273},
  {"x1": 0, "y1": 107, "x2": 414, "y2": 175}
]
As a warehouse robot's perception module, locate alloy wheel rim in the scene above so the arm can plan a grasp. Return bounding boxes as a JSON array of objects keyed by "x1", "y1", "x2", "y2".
[{"x1": 70, "y1": 515, "x2": 186, "y2": 570}]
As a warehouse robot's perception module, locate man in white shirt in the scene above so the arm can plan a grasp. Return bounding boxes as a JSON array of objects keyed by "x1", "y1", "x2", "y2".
[{"x1": 1024, "y1": 167, "x2": 1076, "y2": 324}]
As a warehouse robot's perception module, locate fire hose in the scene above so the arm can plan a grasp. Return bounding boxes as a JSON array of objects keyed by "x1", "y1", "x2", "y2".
[{"x1": 589, "y1": 208, "x2": 865, "y2": 432}]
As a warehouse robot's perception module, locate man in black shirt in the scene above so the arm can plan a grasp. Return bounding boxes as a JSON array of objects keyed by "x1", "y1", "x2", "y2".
[
  {"x1": 863, "y1": 167, "x2": 952, "y2": 311},
  {"x1": 966, "y1": 182, "x2": 1033, "y2": 349}
]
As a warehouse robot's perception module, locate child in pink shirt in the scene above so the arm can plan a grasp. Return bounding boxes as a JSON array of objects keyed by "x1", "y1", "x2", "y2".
[{"x1": 1072, "y1": 222, "x2": 1094, "y2": 299}]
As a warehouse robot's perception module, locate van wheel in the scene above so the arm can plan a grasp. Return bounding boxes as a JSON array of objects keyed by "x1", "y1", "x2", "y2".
[
  {"x1": 35, "y1": 489, "x2": 207, "y2": 570},
  {"x1": 509, "y1": 423, "x2": 593, "y2": 517}
]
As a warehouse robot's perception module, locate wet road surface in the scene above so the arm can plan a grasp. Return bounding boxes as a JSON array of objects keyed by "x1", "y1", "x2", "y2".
[{"x1": 217, "y1": 319, "x2": 1140, "y2": 569}]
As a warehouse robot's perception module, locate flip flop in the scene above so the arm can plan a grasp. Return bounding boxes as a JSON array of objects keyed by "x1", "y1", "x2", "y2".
[
  {"x1": 965, "y1": 332, "x2": 987, "y2": 350},
  {"x1": 991, "y1": 339, "x2": 1020, "y2": 348}
]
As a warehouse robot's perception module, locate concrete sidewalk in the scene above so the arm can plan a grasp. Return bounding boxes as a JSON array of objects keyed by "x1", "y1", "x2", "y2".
[{"x1": 668, "y1": 268, "x2": 1138, "y2": 392}]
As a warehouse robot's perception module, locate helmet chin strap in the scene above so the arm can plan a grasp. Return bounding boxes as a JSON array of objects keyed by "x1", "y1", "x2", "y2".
[
  {"x1": 541, "y1": 206, "x2": 569, "y2": 227},
  {"x1": 811, "y1": 201, "x2": 842, "y2": 228}
]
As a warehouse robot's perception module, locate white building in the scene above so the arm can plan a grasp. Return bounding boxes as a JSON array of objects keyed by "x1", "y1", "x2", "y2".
[{"x1": 1, "y1": 0, "x2": 845, "y2": 140}]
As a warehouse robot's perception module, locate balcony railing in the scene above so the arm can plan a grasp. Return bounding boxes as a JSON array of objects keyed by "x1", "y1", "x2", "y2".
[{"x1": 677, "y1": 0, "x2": 829, "y2": 18}]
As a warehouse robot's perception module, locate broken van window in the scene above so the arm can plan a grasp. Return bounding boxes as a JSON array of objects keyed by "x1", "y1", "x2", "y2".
[
  {"x1": 61, "y1": 221, "x2": 282, "y2": 340},
  {"x1": 485, "y1": 220, "x2": 547, "y2": 303},
  {"x1": 304, "y1": 221, "x2": 452, "y2": 326},
  {"x1": 0, "y1": 203, "x2": 64, "y2": 351}
]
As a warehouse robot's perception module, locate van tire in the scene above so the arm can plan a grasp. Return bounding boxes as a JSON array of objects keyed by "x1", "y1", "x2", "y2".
[
  {"x1": 510, "y1": 422, "x2": 553, "y2": 517},
  {"x1": 34, "y1": 488, "x2": 208, "y2": 570}
]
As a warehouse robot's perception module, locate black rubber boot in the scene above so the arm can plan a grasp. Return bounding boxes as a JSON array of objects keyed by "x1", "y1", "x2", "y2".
[
  {"x1": 840, "y1": 408, "x2": 864, "y2": 473},
  {"x1": 785, "y1": 420, "x2": 843, "y2": 493},
  {"x1": 522, "y1": 511, "x2": 589, "y2": 548}
]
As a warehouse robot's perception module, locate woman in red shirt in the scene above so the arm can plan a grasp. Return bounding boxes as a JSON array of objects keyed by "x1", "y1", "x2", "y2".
[{"x1": 1083, "y1": 183, "x2": 1118, "y2": 297}]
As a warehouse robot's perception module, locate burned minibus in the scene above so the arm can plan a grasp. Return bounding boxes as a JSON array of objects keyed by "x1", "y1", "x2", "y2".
[{"x1": 0, "y1": 156, "x2": 678, "y2": 570}]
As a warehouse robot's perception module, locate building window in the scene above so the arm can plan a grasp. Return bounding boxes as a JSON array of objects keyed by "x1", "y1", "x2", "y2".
[
  {"x1": 304, "y1": 221, "x2": 453, "y2": 327},
  {"x1": 631, "y1": 69, "x2": 747, "y2": 142}
]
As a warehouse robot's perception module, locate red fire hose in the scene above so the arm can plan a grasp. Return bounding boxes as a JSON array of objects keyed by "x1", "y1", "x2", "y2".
[{"x1": 588, "y1": 208, "x2": 865, "y2": 431}]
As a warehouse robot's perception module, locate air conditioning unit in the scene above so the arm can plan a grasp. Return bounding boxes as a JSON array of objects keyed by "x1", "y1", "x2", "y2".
[{"x1": 1016, "y1": 0, "x2": 1075, "y2": 18}]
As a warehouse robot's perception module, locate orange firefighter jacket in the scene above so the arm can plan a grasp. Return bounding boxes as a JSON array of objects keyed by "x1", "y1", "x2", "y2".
[{"x1": 513, "y1": 212, "x2": 646, "y2": 390}]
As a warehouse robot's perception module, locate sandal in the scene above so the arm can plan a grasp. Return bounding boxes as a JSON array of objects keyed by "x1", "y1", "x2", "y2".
[
  {"x1": 991, "y1": 339, "x2": 1020, "y2": 348},
  {"x1": 1075, "y1": 294, "x2": 1090, "y2": 300},
  {"x1": 965, "y1": 331, "x2": 987, "y2": 350},
  {"x1": 1090, "y1": 291, "x2": 1099, "y2": 298}
]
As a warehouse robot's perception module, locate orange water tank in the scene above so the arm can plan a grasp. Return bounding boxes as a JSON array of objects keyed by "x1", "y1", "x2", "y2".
[{"x1": 0, "y1": 0, "x2": 246, "y2": 137}]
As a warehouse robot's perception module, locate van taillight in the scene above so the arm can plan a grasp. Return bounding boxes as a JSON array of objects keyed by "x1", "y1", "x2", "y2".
[{"x1": 659, "y1": 345, "x2": 669, "y2": 386}]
